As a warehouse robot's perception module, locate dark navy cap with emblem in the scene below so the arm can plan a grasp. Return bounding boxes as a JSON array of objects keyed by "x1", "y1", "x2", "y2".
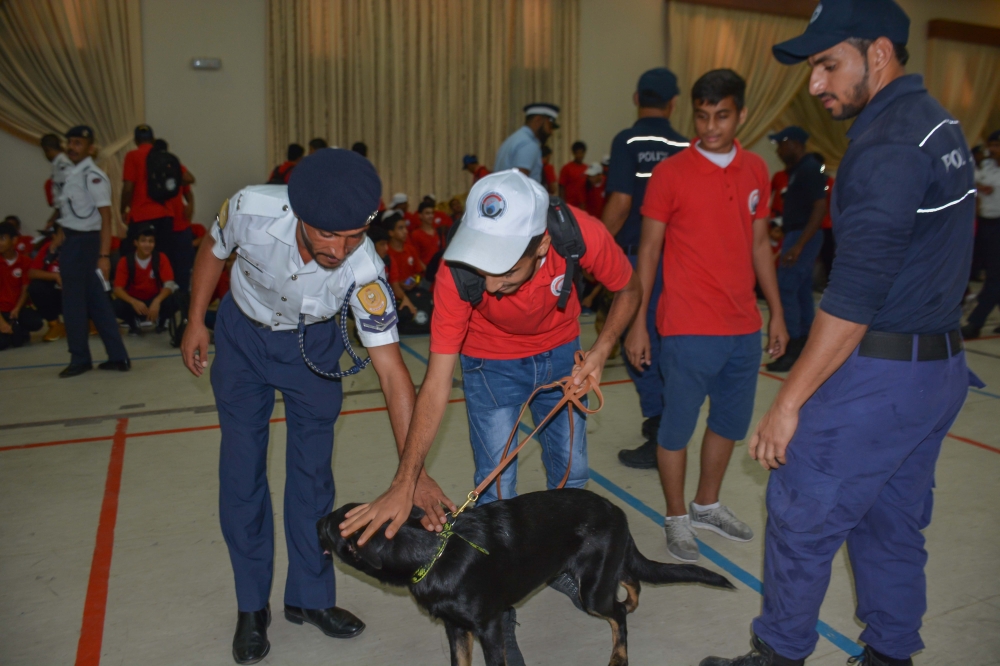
[
  {"x1": 134, "y1": 124, "x2": 154, "y2": 141},
  {"x1": 288, "y1": 148, "x2": 382, "y2": 232},
  {"x1": 637, "y1": 67, "x2": 680, "y2": 104},
  {"x1": 65, "y1": 125, "x2": 95, "y2": 140},
  {"x1": 769, "y1": 126, "x2": 810, "y2": 144},
  {"x1": 773, "y1": 0, "x2": 910, "y2": 65}
]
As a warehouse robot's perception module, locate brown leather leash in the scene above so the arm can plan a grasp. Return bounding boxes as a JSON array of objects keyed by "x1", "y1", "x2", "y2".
[{"x1": 452, "y1": 350, "x2": 605, "y2": 517}]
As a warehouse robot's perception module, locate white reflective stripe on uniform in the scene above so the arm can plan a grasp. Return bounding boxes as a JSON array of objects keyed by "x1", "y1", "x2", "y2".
[
  {"x1": 626, "y1": 136, "x2": 690, "y2": 147},
  {"x1": 916, "y1": 188, "x2": 977, "y2": 214},
  {"x1": 918, "y1": 119, "x2": 961, "y2": 148},
  {"x1": 636, "y1": 172, "x2": 653, "y2": 178}
]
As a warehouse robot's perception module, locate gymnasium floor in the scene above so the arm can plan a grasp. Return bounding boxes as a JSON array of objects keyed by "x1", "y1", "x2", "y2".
[{"x1": 2, "y1": 308, "x2": 999, "y2": 666}]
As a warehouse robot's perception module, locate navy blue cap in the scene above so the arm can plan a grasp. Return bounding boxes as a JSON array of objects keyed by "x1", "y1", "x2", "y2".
[
  {"x1": 288, "y1": 149, "x2": 382, "y2": 232},
  {"x1": 65, "y1": 125, "x2": 95, "y2": 140},
  {"x1": 637, "y1": 67, "x2": 680, "y2": 103},
  {"x1": 769, "y1": 126, "x2": 810, "y2": 144},
  {"x1": 988, "y1": 130, "x2": 1000, "y2": 143},
  {"x1": 134, "y1": 124, "x2": 154, "y2": 141},
  {"x1": 773, "y1": 0, "x2": 909, "y2": 65},
  {"x1": 462, "y1": 154, "x2": 478, "y2": 167}
]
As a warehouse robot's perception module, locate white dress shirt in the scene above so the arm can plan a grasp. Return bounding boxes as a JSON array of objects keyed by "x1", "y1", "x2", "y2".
[
  {"x1": 210, "y1": 185, "x2": 399, "y2": 347},
  {"x1": 57, "y1": 157, "x2": 112, "y2": 232},
  {"x1": 976, "y1": 158, "x2": 1000, "y2": 219},
  {"x1": 50, "y1": 152, "x2": 73, "y2": 204}
]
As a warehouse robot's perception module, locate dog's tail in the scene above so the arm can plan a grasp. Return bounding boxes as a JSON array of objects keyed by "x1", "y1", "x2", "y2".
[{"x1": 625, "y1": 535, "x2": 735, "y2": 590}]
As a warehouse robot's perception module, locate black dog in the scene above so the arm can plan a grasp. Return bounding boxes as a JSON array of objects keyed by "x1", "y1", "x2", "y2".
[{"x1": 318, "y1": 488, "x2": 734, "y2": 666}]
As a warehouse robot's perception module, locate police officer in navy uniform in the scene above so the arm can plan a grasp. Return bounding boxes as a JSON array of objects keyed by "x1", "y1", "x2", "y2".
[
  {"x1": 701, "y1": 2, "x2": 980, "y2": 666},
  {"x1": 181, "y1": 149, "x2": 453, "y2": 664},
  {"x1": 603, "y1": 68, "x2": 690, "y2": 468},
  {"x1": 56, "y1": 125, "x2": 131, "y2": 378}
]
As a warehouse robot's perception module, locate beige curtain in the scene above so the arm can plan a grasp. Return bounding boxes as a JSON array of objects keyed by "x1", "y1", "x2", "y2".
[
  {"x1": 0, "y1": 0, "x2": 144, "y2": 235},
  {"x1": 667, "y1": 1, "x2": 808, "y2": 146},
  {"x1": 926, "y1": 38, "x2": 1000, "y2": 146},
  {"x1": 267, "y1": 0, "x2": 579, "y2": 203},
  {"x1": 775, "y1": 84, "x2": 851, "y2": 169}
]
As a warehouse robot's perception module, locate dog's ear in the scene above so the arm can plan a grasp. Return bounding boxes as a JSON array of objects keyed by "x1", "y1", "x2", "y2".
[
  {"x1": 409, "y1": 505, "x2": 426, "y2": 522},
  {"x1": 356, "y1": 542, "x2": 383, "y2": 570}
]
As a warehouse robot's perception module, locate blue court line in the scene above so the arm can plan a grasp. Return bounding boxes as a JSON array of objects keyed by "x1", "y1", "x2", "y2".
[
  {"x1": 970, "y1": 387, "x2": 1000, "y2": 400},
  {"x1": 400, "y1": 342, "x2": 863, "y2": 658}
]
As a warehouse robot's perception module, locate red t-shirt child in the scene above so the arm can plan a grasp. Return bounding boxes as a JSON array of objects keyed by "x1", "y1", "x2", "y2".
[
  {"x1": 770, "y1": 169, "x2": 789, "y2": 218},
  {"x1": 191, "y1": 224, "x2": 207, "y2": 242},
  {"x1": 410, "y1": 227, "x2": 442, "y2": 266},
  {"x1": 386, "y1": 242, "x2": 424, "y2": 286},
  {"x1": 14, "y1": 235, "x2": 35, "y2": 257},
  {"x1": 170, "y1": 166, "x2": 192, "y2": 232},
  {"x1": 30, "y1": 240, "x2": 60, "y2": 275},
  {"x1": 268, "y1": 161, "x2": 297, "y2": 184},
  {"x1": 1, "y1": 253, "x2": 31, "y2": 312},
  {"x1": 586, "y1": 175, "x2": 606, "y2": 219},
  {"x1": 543, "y1": 162, "x2": 557, "y2": 191},
  {"x1": 432, "y1": 210, "x2": 452, "y2": 230},
  {"x1": 123, "y1": 143, "x2": 174, "y2": 223},
  {"x1": 559, "y1": 161, "x2": 589, "y2": 208},
  {"x1": 430, "y1": 206, "x2": 632, "y2": 360},
  {"x1": 113, "y1": 253, "x2": 175, "y2": 301},
  {"x1": 641, "y1": 142, "x2": 771, "y2": 337},
  {"x1": 473, "y1": 165, "x2": 491, "y2": 183}
]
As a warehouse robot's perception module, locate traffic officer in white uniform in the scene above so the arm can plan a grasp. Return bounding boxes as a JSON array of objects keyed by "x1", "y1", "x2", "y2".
[
  {"x1": 181, "y1": 149, "x2": 453, "y2": 664},
  {"x1": 56, "y1": 125, "x2": 130, "y2": 378}
]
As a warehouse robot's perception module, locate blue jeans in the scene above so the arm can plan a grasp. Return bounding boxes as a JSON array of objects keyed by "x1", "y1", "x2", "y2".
[
  {"x1": 777, "y1": 229, "x2": 823, "y2": 339},
  {"x1": 460, "y1": 339, "x2": 589, "y2": 504},
  {"x1": 753, "y1": 342, "x2": 975, "y2": 660},
  {"x1": 622, "y1": 255, "x2": 664, "y2": 419}
]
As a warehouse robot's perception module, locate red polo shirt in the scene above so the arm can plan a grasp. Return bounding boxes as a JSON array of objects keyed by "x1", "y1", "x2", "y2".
[
  {"x1": 171, "y1": 166, "x2": 192, "y2": 232},
  {"x1": 30, "y1": 241, "x2": 60, "y2": 274},
  {"x1": 123, "y1": 143, "x2": 174, "y2": 222},
  {"x1": 473, "y1": 165, "x2": 491, "y2": 183},
  {"x1": 433, "y1": 210, "x2": 452, "y2": 229},
  {"x1": 14, "y1": 235, "x2": 34, "y2": 257},
  {"x1": 410, "y1": 227, "x2": 442, "y2": 266},
  {"x1": 641, "y1": 142, "x2": 770, "y2": 337},
  {"x1": 1, "y1": 253, "x2": 31, "y2": 311},
  {"x1": 430, "y1": 206, "x2": 632, "y2": 359},
  {"x1": 559, "y1": 161, "x2": 588, "y2": 208},
  {"x1": 770, "y1": 170, "x2": 789, "y2": 218},
  {"x1": 114, "y1": 253, "x2": 174, "y2": 301},
  {"x1": 586, "y1": 175, "x2": 606, "y2": 219},
  {"x1": 386, "y1": 242, "x2": 424, "y2": 285}
]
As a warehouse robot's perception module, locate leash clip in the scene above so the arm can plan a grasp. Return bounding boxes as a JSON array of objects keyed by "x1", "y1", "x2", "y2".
[{"x1": 453, "y1": 491, "x2": 479, "y2": 518}]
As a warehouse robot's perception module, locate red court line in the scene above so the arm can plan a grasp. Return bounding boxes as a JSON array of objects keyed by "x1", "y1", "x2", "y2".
[
  {"x1": 74, "y1": 418, "x2": 128, "y2": 666},
  {"x1": 0, "y1": 434, "x2": 112, "y2": 453}
]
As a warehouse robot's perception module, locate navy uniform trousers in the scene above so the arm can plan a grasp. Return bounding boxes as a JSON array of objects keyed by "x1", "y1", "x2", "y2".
[
  {"x1": 61, "y1": 229, "x2": 128, "y2": 365},
  {"x1": 211, "y1": 294, "x2": 344, "y2": 612},
  {"x1": 753, "y1": 337, "x2": 975, "y2": 660}
]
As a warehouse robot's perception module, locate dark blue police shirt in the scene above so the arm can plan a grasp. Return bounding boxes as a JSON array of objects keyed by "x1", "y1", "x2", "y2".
[
  {"x1": 605, "y1": 117, "x2": 689, "y2": 251},
  {"x1": 781, "y1": 153, "x2": 827, "y2": 233},
  {"x1": 821, "y1": 74, "x2": 975, "y2": 335}
]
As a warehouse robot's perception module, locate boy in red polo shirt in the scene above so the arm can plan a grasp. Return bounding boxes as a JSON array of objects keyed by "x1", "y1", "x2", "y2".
[
  {"x1": 410, "y1": 202, "x2": 442, "y2": 266},
  {"x1": 28, "y1": 224, "x2": 66, "y2": 341},
  {"x1": 112, "y1": 224, "x2": 179, "y2": 335},
  {"x1": 0, "y1": 221, "x2": 43, "y2": 349},
  {"x1": 122, "y1": 125, "x2": 176, "y2": 253},
  {"x1": 625, "y1": 70, "x2": 788, "y2": 563},
  {"x1": 558, "y1": 141, "x2": 589, "y2": 207},
  {"x1": 383, "y1": 211, "x2": 425, "y2": 299}
]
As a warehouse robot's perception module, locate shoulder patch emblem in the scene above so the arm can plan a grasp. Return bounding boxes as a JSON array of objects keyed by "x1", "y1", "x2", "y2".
[
  {"x1": 218, "y1": 198, "x2": 230, "y2": 229},
  {"x1": 358, "y1": 282, "x2": 388, "y2": 316}
]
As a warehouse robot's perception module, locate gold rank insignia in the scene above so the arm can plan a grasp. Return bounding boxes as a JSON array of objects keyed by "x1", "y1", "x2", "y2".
[
  {"x1": 218, "y1": 198, "x2": 230, "y2": 229},
  {"x1": 358, "y1": 282, "x2": 388, "y2": 316}
]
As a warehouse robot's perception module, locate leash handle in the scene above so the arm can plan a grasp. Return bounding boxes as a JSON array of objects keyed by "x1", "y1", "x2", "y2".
[{"x1": 470, "y1": 349, "x2": 604, "y2": 501}]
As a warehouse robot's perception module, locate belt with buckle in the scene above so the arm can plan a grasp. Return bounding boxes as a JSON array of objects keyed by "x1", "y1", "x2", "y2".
[{"x1": 858, "y1": 330, "x2": 962, "y2": 362}]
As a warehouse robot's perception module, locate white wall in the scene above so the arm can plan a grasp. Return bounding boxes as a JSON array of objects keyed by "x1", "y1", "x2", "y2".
[
  {"x1": 0, "y1": 132, "x2": 54, "y2": 234},
  {"x1": 141, "y1": 0, "x2": 267, "y2": 225}
]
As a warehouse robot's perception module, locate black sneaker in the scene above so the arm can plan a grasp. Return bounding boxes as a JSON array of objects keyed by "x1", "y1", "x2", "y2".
[
  {"x1": 846, "y1": 647, "x2": 912, "y2": 666},
  {"x1": 961, "y1": 323, "x2": 982, "y2": 340},
  {"x1": 502, "y1": 607, "x2": 526, "y2": 666},
  {"x1": 701, "y1": 635, "x2": 804, "y2": 666},
  {"x1": 618, "y1": 439, "x2": 658, "y2": 469},
  {"x1": 641, "y1": 414, "x2": 661, "y2": 441}
]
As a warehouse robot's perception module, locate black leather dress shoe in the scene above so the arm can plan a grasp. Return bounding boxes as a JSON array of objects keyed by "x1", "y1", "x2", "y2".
[
  {"x1": 232, "y1": 605, "x2": 270, "y2": 665},
  {"x1": 59, "y1": 363, "x2": 93, "y2": 378},
  {"x1": 284, "y1": 605, "x2": 365, "y2": 638},
  {"x1": 98, "y1": 359, "x2": 131, "y2": 371}
]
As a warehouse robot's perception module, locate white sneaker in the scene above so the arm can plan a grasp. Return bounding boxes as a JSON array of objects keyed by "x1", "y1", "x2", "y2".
[
  {"x1": 689, "y1": 503, "x2": 754, "y2": 542},
  {"x1": 664, "y1": 515, "x2": 700, "y2": 562}
]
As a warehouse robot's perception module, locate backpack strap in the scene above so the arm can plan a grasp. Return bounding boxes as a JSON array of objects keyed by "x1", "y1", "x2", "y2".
[
  {"x1": 545, "y1": 197, "x2": 586, "y2": 310},
  {"x1": 125, "y1": 251, "x2": 136, "y2": 290},
  {"x1": 445, "y1": 215, "x2": 489, "y2": 306}
]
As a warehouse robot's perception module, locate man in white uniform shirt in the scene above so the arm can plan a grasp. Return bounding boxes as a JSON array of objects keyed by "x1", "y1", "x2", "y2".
[{"x1": 180, "y1": 149, "x2": 453, "y2": 665}]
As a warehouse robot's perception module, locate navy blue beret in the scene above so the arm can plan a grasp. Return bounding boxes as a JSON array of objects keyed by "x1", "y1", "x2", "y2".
[
  {"x1": 66, "y1": 125, "x2": 95, "y2": 140},
  {"x1": 288, "y1": 148, "x2": 382, "y2": 231}
]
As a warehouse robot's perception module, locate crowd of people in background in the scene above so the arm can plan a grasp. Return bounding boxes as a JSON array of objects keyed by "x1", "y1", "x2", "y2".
[{"x1": 2, "y1": 95, "x2": 998, "y2": 390}]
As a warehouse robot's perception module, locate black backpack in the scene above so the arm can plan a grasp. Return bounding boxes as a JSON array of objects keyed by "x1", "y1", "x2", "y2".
[
  {"x1": 267, "y1": 163, "x2": 294, "y2": 185},
  {"x1": 146, "y1": 149, "x2": 183, "y2": 203},
  {"x1": 448, "y1": 197, "x2": 586, "y2": 309}
]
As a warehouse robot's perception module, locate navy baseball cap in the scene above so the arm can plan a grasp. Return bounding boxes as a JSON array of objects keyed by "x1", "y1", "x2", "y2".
[
  {"x1": 288, "y1": 148, "x2": 382, "y2": 232},
  {"x1": 462, "y1": 154, "x2": 478, "y2": 167},
  {"x1": 773, "y1": 0, "x2": 910, "y2": 65},
  {"x1": 134, "y1": 124, "x2": 154, "y2": 141},
  {"x1": 988, "y1": 130, "x2": 1000, "y2": 143},
  {"x1": 65, "y1": 125, "x2": 95, "y2": 140},
  {"x1": 637, "y1": 67, "x2": 680, "y2": 103},
  {"x1": 769, "y1": 126, "x2": 810, "y2": 144}
]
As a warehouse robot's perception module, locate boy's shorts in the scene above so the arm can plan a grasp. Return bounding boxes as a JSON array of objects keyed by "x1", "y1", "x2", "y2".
[{"x1": 657, "y1": 332, "x2": 762, "y2": 451}]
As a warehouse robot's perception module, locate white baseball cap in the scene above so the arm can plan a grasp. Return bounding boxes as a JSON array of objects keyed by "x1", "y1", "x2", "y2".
[
  {"x1": 585, "y1": 162, "x2": 602, "y2": 176},
  {"x1": 444, "y1": 169, "x2": 549, "y2": 274},
  {"x1": 390, "y1": 192, "x2": 408, "y2": 206}
]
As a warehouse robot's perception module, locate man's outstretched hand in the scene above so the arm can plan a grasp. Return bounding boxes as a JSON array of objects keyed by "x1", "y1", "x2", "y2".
[{"x1": 339, "y1": 472, "x2": 456, "y2": 546}]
